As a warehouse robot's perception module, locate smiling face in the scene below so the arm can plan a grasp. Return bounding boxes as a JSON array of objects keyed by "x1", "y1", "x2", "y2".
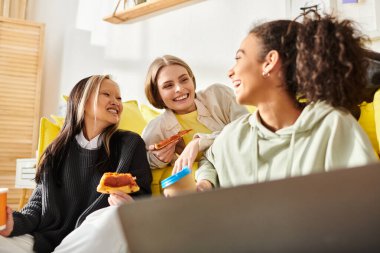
[
  {"x1": 84, "y1": 78, "x2": 123, "y2": 131},
  {"x1": 228, "y1": 34, "x2": 267, "y2": 105},
  {"x1": 156, "y1": 64, "x2": 196, "y2": 114}
]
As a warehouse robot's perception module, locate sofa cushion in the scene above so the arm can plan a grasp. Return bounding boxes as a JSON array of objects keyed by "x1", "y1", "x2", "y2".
[
  {"x1": 140, "y1": 104, "x2": 161, "y2": 123},
  {"x1": 50, "y1": 114, "x2": 65, "y2": 128},
  {"x1": 358, "y1": 101, "x2": 379, "y2": 155},
  {"x1": 118, "y1": 100, "x2": 147, "y2": 135},
  {"x1": 37, "y1": 117, "x2": 61, "y2": 161}
]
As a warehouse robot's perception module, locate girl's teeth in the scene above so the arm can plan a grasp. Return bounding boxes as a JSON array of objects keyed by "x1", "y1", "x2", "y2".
[{"x1": 175, "y1": 94, "x2": 187, "y2": 101}]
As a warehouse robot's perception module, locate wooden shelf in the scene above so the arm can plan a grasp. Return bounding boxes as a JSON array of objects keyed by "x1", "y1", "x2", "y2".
[{"x1": 104, "y1": 0, "x2": 192, "y2": 24}]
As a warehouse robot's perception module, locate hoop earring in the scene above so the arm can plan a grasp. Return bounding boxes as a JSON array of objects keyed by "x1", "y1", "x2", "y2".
[{"x1": 262, "y1": 71, "x2": 270, "y2": 78}]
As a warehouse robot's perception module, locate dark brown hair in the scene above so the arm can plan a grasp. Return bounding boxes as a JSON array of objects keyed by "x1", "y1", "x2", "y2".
[
  {"x1": 249, "y1": 14, "x2": 369, "y2": 115},
  {"x1": 296, "y1": 15, "x2": 368, "y2": 115},
  {"x1": 144, "y1": 55, "x2": 196, "y2": 109}
]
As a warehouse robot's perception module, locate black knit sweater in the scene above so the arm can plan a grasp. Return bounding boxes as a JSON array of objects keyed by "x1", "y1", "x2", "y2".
[{"x1": 10, "y1": 130, "x2": 152, "y2": 253}]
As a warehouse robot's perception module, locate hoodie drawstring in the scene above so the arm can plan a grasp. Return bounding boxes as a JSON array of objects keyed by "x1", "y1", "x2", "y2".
[
  {"x1": 285, "y1": 132, "x2": 296, "y2": 177},
  {"x1": 252, "y1": 126, "x2": 259, "y2": 183}
]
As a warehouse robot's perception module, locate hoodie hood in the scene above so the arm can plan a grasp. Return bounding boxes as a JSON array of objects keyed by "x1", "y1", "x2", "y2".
[
  {"x1": 249, "y1": 101, "x2": 335, "y2": 138},
  {"x1": 247, "y1": 101, "x2": 335, "y2": 182}
]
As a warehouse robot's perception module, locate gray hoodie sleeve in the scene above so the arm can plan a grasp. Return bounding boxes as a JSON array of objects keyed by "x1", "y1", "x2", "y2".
[{"x1": 195, "y1": 146, "x2": 219, "y2": 187}]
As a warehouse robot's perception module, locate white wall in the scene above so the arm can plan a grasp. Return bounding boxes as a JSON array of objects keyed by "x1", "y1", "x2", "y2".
[
  {"x1": 27, "y1": 0, "x2": 78, "y2": 117},
  {"x1": 28, "y1": 0, "x2": 380, "y2": 118},
  {"x1": 28, "y1": 0, "x2": 287, "y2": 117}
]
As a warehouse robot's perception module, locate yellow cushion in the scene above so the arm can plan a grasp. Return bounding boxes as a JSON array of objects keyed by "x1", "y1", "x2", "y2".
[
  {"x1": 358, "y1": 101, "x2": 379, "y2": 155},
  {"x1": 37, "y1": 117, "x2": 60, "y2": 161},
  {"x1": 50, "y1": 115, "x2": 65, "y2": 128},
  {"x1": 151, "y1": 162, "x2": 199, "y2": 196},
  {"x1": 140, "y1": 104, "x2": 161, "y2": 123},
  {"x1": 373, "y1": 89, "x2": 380, "y2": 154},
  {"x1": 118, "y1": 100, "x2": 147, "y2": 135}
]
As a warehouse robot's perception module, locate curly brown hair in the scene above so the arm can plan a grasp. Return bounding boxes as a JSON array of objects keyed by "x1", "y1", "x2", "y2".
[
  {"x1": 296, "y1": 15, "x2": 369, "y2": 115},
  {"x1": 249, "y1": 14, "x2": 369, "y2": 115}
]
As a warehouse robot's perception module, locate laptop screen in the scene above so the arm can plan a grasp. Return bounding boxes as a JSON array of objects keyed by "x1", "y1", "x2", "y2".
[{"x1": 118, "y1": 163, "x2": 380, "y2": 253}]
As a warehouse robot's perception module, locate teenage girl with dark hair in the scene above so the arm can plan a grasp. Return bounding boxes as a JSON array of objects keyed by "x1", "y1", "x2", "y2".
[{"x1": 196, "y1": 13, "x2": 378, "y2": 190}]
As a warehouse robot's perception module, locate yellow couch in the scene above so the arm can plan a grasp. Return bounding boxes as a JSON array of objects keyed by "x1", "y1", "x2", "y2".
[{"x1": 37, "y1": 92, "x2": 380, "y2": 198}]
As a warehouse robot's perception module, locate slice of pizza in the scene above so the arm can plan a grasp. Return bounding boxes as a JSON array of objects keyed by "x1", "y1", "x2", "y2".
[
  {"x1": 154, "y1": 129, "x2": 192, "y2": 150},
  {"x1": 96, "y1": 172, "x2": 140, "y2": 194}
]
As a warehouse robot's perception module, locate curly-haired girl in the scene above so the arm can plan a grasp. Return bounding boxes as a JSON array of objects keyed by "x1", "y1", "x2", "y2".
[{"x1": 196, "y1": 14, "x2": 378, "y2": 190}]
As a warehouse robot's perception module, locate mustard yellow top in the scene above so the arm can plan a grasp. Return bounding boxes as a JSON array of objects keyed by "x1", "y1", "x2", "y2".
[
  {"x1": 175, "y1": 110, "x2": 212, "y2": 161},
  {"x1": 175, "y1": 110, "x2": 212, "y2": 144}
]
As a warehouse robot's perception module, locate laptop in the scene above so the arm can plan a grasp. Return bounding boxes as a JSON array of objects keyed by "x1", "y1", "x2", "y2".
[{"x1": 117, "y1": 163, "x2": 380, "y2": 253}]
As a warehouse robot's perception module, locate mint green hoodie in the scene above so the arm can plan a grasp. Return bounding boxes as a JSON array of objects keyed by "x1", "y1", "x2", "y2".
[{"x1": 196, "y1": 101, "x2": 378, "y2": 187}]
